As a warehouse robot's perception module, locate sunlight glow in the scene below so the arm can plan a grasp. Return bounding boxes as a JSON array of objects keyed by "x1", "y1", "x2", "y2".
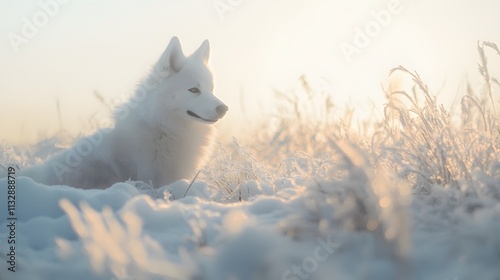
[{"x1": 0, "y1": 1, "x2": 499, "y2": 144}]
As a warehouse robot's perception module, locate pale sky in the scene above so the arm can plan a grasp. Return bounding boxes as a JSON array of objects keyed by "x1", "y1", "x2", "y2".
[{"x1": 1, "y1": 0, "x2": 499, "y2": 145}]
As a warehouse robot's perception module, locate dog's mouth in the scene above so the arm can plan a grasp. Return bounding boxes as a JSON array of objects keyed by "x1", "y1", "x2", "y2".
[{"x1": 187, "y1": 111, "x2": 218, "y2": 124}]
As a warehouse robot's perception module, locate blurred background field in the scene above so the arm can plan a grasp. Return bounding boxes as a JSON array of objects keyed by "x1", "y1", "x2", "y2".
[{"x1": 1, "y1": 0, "x2": 500, "y2": 145}]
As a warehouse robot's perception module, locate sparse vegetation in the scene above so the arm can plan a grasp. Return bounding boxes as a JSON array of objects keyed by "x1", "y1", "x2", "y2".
[{"x1": 202, "y1": 41, "x2": 500, "y2": 204}]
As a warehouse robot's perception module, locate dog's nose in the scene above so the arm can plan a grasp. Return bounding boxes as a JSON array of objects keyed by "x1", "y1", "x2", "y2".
[{"x1": 216, "y1": 104, "x2": 228, "y2": 118}]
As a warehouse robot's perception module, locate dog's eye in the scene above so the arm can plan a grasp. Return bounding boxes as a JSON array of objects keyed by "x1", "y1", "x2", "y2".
[{"x1": 188, "y1": 87, "x2": 200, "y2": 94}]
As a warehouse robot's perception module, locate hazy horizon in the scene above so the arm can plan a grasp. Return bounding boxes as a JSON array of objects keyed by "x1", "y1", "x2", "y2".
[{"x1": 1, "y1": 0, "x2": 499, "y2": 145}]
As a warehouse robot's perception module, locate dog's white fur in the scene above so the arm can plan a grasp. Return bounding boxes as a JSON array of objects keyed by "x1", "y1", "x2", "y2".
[{"x1": 20, "y1": 37, "x2": 228, "y2": 189}]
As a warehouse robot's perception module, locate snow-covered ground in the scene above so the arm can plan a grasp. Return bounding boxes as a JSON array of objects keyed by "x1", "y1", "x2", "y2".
[
  {"x1": 1, "y1": 139, "x2": 499, "y2": 280},
  {"x1": 1, "y1": 62, "x2": 500, "y2": 280}
]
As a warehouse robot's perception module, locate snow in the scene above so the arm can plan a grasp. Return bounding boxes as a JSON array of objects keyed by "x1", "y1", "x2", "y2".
[{"x1": 1, "y1": 152, "x2": 500, "y2": 280}]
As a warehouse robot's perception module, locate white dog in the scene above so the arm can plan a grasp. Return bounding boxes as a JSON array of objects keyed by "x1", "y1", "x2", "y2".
[{"x1": 20, "y1": 37, "x2": 228, "y2": 189}]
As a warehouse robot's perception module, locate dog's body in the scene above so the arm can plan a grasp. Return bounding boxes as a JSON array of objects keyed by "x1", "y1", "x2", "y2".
[{"x1": 20, "y1": 37, "x2": 228, "y2": 189}]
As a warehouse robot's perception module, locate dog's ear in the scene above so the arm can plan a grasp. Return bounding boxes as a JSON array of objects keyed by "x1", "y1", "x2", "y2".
[
  {"x1": 158, "y1": 36, "x2": 185, "y2": 73},
  {"x1": 193, "y1": 39, "x2": 210, "y2": 64}
]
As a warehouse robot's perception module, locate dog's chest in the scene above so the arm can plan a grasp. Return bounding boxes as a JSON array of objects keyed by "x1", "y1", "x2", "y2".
[
  {"x1": 149, "y1": 133, "x2": 190, "y2": 185},
  {"x1": 152, "y1": 134, "x2": 171, "y2": 165}
]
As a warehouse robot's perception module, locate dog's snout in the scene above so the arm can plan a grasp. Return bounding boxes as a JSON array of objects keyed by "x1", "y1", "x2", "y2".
[{"x1": 216, "y1": 104, "x2": 229, "y2": 118}]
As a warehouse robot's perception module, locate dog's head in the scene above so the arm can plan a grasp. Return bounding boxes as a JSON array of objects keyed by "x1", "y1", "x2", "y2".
[{"x1": 140, "y1": 37, "x2": 228, "y2": 129}]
